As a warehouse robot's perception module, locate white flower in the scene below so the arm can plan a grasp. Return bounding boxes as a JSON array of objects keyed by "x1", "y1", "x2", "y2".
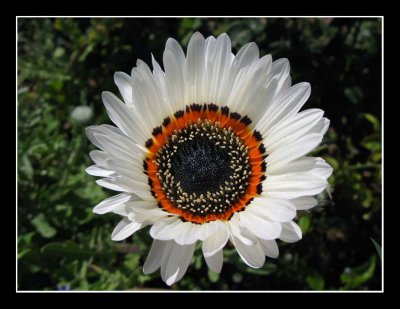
[{"x1": 86, "y1": 32, "x2": 332, "y2": 286}]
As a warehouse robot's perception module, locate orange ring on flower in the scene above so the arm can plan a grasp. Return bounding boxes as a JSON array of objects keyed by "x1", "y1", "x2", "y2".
[{"x1": 143, "y1": 103, "x2": 266, "y2": 224}]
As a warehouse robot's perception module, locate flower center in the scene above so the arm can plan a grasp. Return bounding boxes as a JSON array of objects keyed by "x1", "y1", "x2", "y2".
[
  {"x1": 143, "y1": 103, "x2": 266, "y2": 224},
  {"x1": 170, "y1": 134, "x2": 234, "y2": 195},
  {"x1": 156, "y1": 120, "x2": 251, "y2": 216}
]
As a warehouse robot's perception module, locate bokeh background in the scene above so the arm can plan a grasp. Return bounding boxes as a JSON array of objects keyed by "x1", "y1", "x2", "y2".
[{"x1": 17, "y1": 17, "x2": 382, "y2": 291}]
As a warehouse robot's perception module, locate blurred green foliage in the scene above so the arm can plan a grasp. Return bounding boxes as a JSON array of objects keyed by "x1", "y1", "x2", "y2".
[{"x1": 17, "y1": 18, "x2": 382, "y2": 290}]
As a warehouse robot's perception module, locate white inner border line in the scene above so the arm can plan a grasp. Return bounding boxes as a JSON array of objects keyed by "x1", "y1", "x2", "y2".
[{"x1": 15, "y1": 16, "x2": 384, "y2": 293}]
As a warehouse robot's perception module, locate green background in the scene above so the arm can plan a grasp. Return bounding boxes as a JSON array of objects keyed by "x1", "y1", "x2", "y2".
[{"x1": 17, "y1": 18, "x2": 382, "y2": 291}]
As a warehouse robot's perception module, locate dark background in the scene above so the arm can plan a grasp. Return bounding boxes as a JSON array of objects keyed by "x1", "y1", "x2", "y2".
[{"x1": 17, "y1": 17, "x2": 382, "y2": 291}]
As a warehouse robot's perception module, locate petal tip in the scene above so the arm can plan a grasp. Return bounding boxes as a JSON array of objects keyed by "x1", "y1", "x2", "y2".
[{"x1": 92, "y1": 207, "x2": 103, "y2": 215}]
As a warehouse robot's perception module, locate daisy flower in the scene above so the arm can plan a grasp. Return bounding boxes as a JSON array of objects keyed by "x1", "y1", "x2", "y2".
[{"x1": 86, "y1": 32, "x2": 332, "y2": 286}]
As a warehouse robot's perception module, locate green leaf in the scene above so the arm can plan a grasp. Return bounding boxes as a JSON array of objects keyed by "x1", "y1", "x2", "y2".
[
  {"x1": 50, "y1": 79, "x2": 64, "y2": 91},
  {"x1": 41, "y1": 241, "x2": 94, "y2": 259},
  {"x1": 208, "y1": 269, "x2": 220, "y2": 283},
  {"x1": 53, "y1": 47, "x2": 65, "y2": 58},
  {"x1": 340, "y1": 255, "x2": 376, "y2": 289},
  {"x1": 20, "y1": 154, "x2": 34, "y2": 180},
  {"x1": 370, "y1": 238, "x2": 381, "y2": 260},
  {"x1": 123, "y1": 253, "x2": 140, "y2": 270},
  {"x1": 299, "y1": 216, "x2": 311, "y2": 234},
  {"x1": 29, "y1": 143, "x2": 49, "y2": 156},
  {"x1": 306, "y1": 273, "x2": 325, "y2": 290},
  {"x1": 244, "y1": 263, "x2": 277, "y2": 276},
  {"x1": 193, "y1": 253, "x2": 203, "y2": 270},
  {"x1": 363, "y1": 113, "x2": 380, "y2": 132},
  {"x1": 18, "y1": 248, "x2": 31, "y2": 259},
  {"x1": 31, "y1": 213, "x2": 57, "y2": 238},
  {"x1": 344, "y1": 86, "x2": 363, "y2": 104},
  {"x1": 325, "y1": 156, "x2": 339, "y2": 171},
  {"x1": 18, "y1": 232, "x2": 35, "y2": 246},
  {"x1": 362, "y1": 139, "x2": 381, "y2": 152}
]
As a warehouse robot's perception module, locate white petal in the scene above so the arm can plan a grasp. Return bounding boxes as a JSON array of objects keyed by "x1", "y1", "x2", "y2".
[
  {"x1": 239, "y1": 209, "x2": 282, "y2": 240},
  {"x1": 279, "y1": 74, "x2": 292, "y2": 92},
  {"x1": 228, "y1": 214, "x2": 257, "y2": 246},
  {"x1": 270, "y1": 58, "x2": 291, "y2": 95},
  {"x1": 258, "y1": 238, "x2": 279, "y2": 258},
  {"x1": 268, "y1": 156, "x2": 319, "y2": 175},
  {"x1": 96, "y1": 177, "x2": 154, "y2": 200},
  {"x1": 91, "y1": 130, "x2": 146, "y2": 169},
  {"x1": 228, "y1": 55, "x2": 272, "y2": 115},
  {"x1": 185, "y1": 32, "x2": 206, "y2": 104},
  {"x1": 89, "y1": 150, "x2": 108, "y2": 166},
  {"x1": 115, "y1": 178, "x2": 153, "y2": 199},
  {"x1": 105, "y1": 158, "x2": 148, "y2": 185},
  {"x1": 264, "y1": 171, "x2": 328, "y2": 199},
  {"x1": 256, "y1": 82, "x2": 311, "y2": 136},
  {"x1": 126, "y1": 200, "x2": 169, "y2": 218},
  {"x1": 232, "y1": 42, "x2": 259, "y2": 74},
  {"x1": 204, "y1": 249, "x2": 224, "y2": 273},
  {"x1": 152, "y1": 53, "x2": 164, "y2": 75},
  {"x1": 163, "y1": 47, "x2": 185, "y2": 111},
  {"x1": 202, "y1": 228, "x2": 229, "y2": 258},
  {"x1": 131, "y1": 64, "x2": 167, "y2": 128},
  {"x1": 151, "y1": 54, "x2": 168, "y2": 110},
  {"x1": 291, "y1": 196, "x2": 318, "y2": 210},
  {"x1": 279, "y1": 221, "x2": 302, "y2": 243},
  {"x1": 105, "y1": 175, "x2": 152, "y2": 201},
  {"x1": 198, "y1": 220, "x2": 226, "y2": 241},
  {"x1": 85, "y1": 165, "x2": 115, "y2": 177},
  {"x1": 231, "y1": 236, "x2": 265, "y2": 268},
  {"x1": 205, "y1": 33, "x2": 233, "y2": 104},
  {"x1": 129, "y1": 213, "x2": 164, "y2": 224},
  {"x1": 114, "y1": 72, "x2": 132, "y2": 105},
  {"x1": 150, "y1": 217, "x2": 196, "y2": 243},
  {"x1": 305, "y1": 117, "x2": 330, "y2": 138},
  {"x1": 93, "y1": 193, "x2": 132, "y2": 214},
  {"x1": 111, "y1": 218, "x2": 144, "y2": 241},
  {"x1": 101, "y1": 92, "x2": 149, "y2": 144},
  {"x1": 143, "y1": 239, "x2": 167, "y2": 275},
  {"x1": 160, "y1": 241, "x2": 173, "y2": 282},
  {"x1": 204, "y1": 35, "x2": 216, "y2": 63},
  {"x1": 86, "y1": 123, "x2": 124, "y2": 142},
  {"x1": 266, "y1": 133, "x2": 323, "y2": 171},
  {"x1": 263, "y1": 109, "x2": 325, "y2": 154},
  {"x1": 174, "y1": 222, "x2": 201, "y2": 245},
  {"x1": 250, "y1": 197, "x2": 296, "y2": 222},
  {"x1": 322, "y1": 118, "x2": 330, "y2": 135},
  {"x1": 102, "y1": 158, "x2": 154, "y2": 201},
  {"x1": 161, "y1": 241, "x2": 196, "y2": 286},
  {"x1": 116, "y1": 177, "x2": 154, "y2": 199},
  {"x1": 312, "y1": 158, "x2": 333, "y2": 180},
  {"x1": 165, "y1": 38, "x2": 185, "y2": 67},
  {"x1": 86, "y1": 125, "x2": 107, "y2": 149},
  {"x1": 113, "y1": 203, "x2": 129, "y2": 216},
  {"x1": 96, "y1": 178, "x2": 126, "y2": 192},
  {"x1": 249, "y1": 78, "x2": 279, "y2": 125},
  {"x1": 268, "y1": 157, "x2": 333, "y2": 183}
]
